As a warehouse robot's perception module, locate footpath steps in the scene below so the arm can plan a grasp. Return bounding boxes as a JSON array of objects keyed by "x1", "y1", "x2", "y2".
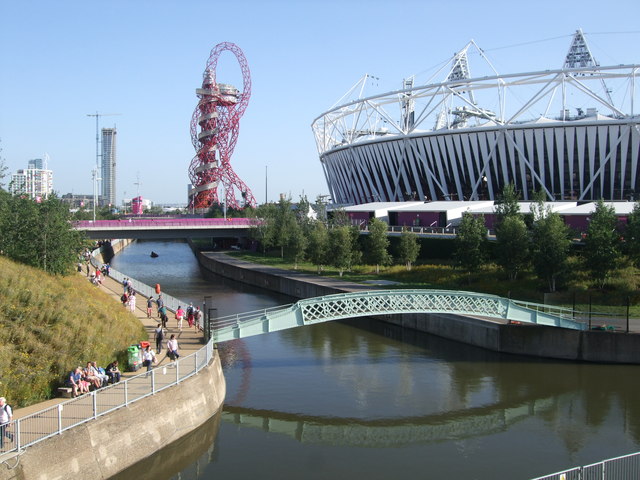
[{"x1": 13, "y1": 273, "x2": 205, "y2": 420}]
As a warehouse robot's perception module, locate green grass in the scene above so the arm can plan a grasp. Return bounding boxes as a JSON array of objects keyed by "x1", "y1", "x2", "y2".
[
  {"x1": 0, "y1": 256, "x2": 146, "y2": 407},
  {"x1": 229, "y1": 250, "x2": 640, "y2": 316}
]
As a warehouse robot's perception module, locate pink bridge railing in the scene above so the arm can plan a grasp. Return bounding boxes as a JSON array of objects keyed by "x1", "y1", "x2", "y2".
[{"x1": 74, "y1": 218, "x2": 255, "y2": 229}]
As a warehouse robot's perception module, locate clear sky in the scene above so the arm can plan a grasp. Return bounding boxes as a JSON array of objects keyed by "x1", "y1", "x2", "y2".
[{"x1": 1, "y1": 0, "x2": 639, "y2": 206}]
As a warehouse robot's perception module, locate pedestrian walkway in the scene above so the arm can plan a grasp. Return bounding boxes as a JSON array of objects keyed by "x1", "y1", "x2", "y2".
[{"x1": 13, "y1": 272, "x2": 205, "y2": 420}]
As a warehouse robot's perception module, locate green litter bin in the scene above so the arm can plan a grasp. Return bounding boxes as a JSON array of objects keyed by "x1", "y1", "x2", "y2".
[{"x1": 127, "y1": 345, "x2": 142, "y2": 371}]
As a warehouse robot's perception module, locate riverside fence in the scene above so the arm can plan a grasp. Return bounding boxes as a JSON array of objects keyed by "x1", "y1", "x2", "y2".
[
  {"x1": 530, "y1": 451, "x2": 640, "y2": 480},
  {"x1": 0, "y1": 249, "x2": 215, "y2": 460}
]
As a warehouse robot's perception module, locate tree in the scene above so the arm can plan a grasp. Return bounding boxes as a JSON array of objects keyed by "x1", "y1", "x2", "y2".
[
  {"x1": 35, "y1": 196, "x2": 86, "y2": 274},
  {"x1": 329, "y1": 208, "x2": 350, "y2": 227},
  {"x1": 397, "y1": 228, "x2": 420, "y2": 270},
  {"x1": 249, "y1": 203, "x2": 276, "y2": 254},
  {"x1": 531, "y1": 201, "x2": 571, "y2": 292},
  {"x1": 295, "y1": 195, "x2": 311, "y2": 226},
  {"x1": 348, "y1": 226, "x2": 363, "y2": 270},
  {"x1": 583, "y1": 199, "x2": 621, "y2": 289},
  {"x1": 624, "y1": 200, "x2": 640, "y2": 267},
  {"x1": 0, "y1": 195, "x2": 85, "y2": 274},
  {"x1": 366, "y1": 218, "x2": 391, "y2": 274},
  {"x1": 0, "y1": 195, "x2": 41, "y2": 267},
  {"x1": 287, "y1": 220, "x2": 307, "y2": 269},
  {"x1": 307, "y1": 221, "x2": 329, "y2": 274},
  {"x1": 495, "y1": 215, "x2": 529, "y2": 281},
  {"x1": 494, "y1": 182, "x2": 521, "y2": 227},
  {"x1": 313, "y1": 195, "x2": 329, "y2": 223},
  {"x1": 328, "y1": 225, "x2": 356, "y2": 276},
  {"x1": 0, "y1": 138, "x2": 7, "y2": 190},
  {"x1": 205, "y1": 201, "x2": 246, "y2": 218},
  {"x1": 454, "y1": 212, "x2": 487, "y2": 280},
  {"x1": 494, "y1": 183, "x2": 528, "y2": 280},
  {"x1": 272, "y1": 197, "x2": 296, "y2": 259}
]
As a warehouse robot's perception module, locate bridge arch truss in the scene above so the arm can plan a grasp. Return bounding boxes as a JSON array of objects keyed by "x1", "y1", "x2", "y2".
[{"x1": 211, "y1": 289, "x2": 584, "y2": 343}]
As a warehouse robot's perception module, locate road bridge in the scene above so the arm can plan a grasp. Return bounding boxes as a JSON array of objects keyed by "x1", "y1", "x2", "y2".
[
  {"x1": 74, "y1": 218, "x2": 254, "y2": 239},
  {"x1": 211, "y1": 289, "x2": 585, "y2": 342},
  {"x1": 74, "y1": 218, "x2": 468, "y2": 240}
]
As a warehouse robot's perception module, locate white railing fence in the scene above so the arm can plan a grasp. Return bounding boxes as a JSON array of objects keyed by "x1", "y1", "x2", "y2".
[{"x1": 530, "y1": 451, "x2": 640, "y2": 480}]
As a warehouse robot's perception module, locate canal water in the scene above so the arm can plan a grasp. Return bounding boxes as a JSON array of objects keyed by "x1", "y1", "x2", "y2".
[{"x1": 111, "y1": 240, "x2": 640, "y2": 480}]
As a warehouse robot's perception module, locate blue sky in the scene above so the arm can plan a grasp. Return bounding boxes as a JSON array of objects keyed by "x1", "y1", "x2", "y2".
[{"x1": 1, "y1": 0, "x2": 639, "y2": 206}]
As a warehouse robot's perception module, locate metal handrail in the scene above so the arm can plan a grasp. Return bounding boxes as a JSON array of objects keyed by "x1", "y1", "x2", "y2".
[
  {"x1": 211, "y1": 303, "x2": 296, "y2": 330},
  {"x1": 0, "y1": 246, "x2": 214, "y2": 458},
  {"x1": 530, "y1": 450, "x2": 640, "y2": 479}
]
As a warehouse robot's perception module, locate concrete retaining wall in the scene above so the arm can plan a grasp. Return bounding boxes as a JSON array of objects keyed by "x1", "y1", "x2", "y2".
[
  {"x1": 99, "y1": 238, "x2": 133, "y2": 264},
  {"x1": 197, "y1": 251, "x2": 640, "y2": 364},
  {"x1": 0, "y1": 351, "x2": 226, "y2": 480},
  {"x1": 384, "y1": 313, "x2": 640, "y2": 363}
]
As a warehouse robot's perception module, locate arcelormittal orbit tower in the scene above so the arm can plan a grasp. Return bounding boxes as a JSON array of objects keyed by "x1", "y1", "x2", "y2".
[{"x1": 188, "y1": 42, "x2": 257, "y2": 211}]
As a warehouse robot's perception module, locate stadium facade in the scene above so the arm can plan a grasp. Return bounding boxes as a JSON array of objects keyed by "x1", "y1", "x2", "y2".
[{"x1": 312, "y1": 30, "x2": 640, "y2": 204}]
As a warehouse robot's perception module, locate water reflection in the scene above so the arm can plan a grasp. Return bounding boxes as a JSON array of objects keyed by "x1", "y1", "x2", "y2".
[
  {"x1": 219, "y1": 317, "x2": 640, "y2": 455},
  {"x1": 111, "y1": 410, "x2": 221, "y2": 480},
  {"x1": 110, "y1": 241, "x2": 640, "y2": 480}
]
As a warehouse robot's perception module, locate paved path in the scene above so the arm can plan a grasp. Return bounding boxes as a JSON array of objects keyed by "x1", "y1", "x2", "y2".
[{"x1": 13, "y1": 273, "x2": 205, "y2": 419}]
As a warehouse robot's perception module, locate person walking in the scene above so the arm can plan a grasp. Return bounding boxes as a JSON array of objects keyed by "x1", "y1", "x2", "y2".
[
  {"x1": 146, "y1": 296, "x2": 154, "y2": 318},
  {"x1": 195, "y1": 307, "x2": 203, "y2": 331},
  {"x1": 142, "y1": 346, "x2": 157, "y2": 372},
  {"x1": 154, "y1": 323, "x2": 165, "y2": 353},
  {"x1": 175, "y1": 306, "x2": 185, "y2": 331},
  {"x1": 156, "y1": 295, "x2": 164, "y2": 317},
  {"x1": 129, "y1": 292, "x2": 137, "y2": 313},
  {"x1": 167, "y1": 334, "x2": 179, "y2": 361},
  {"x1": 0, "y1": 397, "x2": 13, "y2": 449},
  {"x1": 160, "y1": 307, "x2": 168, "y2": 329},
  {"x1": 187, "y1": 308, "x2": 194, "y2": 328}
]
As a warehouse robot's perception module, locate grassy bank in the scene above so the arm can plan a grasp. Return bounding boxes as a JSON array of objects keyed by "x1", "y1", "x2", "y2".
[
  {"x1": 228, "y1": 251, "x2": 640, "y2": 316},
  {"x1": 0, "y1": 256, "x2": 146, "y2": 407}
]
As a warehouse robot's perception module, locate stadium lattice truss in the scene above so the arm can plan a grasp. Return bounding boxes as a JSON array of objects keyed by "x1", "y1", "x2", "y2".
[{"x1": 312, "y1": 30, "x2": 640, "y2": 204}]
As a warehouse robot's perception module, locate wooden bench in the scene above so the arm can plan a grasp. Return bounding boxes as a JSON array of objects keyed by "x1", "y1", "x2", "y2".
[{"x1": 57, "y1": 387, "x2": 73, "y2": 398}]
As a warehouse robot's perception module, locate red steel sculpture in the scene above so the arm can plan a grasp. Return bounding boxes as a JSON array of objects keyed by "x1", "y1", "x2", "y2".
[{"x1": 188, "y1": 42, "x2": 257, "y2": 210}]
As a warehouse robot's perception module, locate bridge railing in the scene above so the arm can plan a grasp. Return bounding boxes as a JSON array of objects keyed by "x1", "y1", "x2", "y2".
[
  {"x1": 209, "y1": 289, "x2": 589, "y2": 343},
  {"x1": 510, "y1": 299, "x2": 579, "y2": 321},
  {"x1": 75, "y1": 218, "x2": 255, "y2": 229},
  {"x1": 211, "y1": 303, "x2": 296, "y2": 330}
]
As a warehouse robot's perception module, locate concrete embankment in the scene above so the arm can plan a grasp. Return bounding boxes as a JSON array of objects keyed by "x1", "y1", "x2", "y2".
[
  {"x1": 1, "y1": 356, "x2": 225, "y2": 480},
  {"x1": 196, "y1": 251, "x2": 640, "y2": 364}
]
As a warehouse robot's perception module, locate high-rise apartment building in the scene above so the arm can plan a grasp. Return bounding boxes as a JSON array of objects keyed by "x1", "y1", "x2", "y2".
[
  {"x1": 101, "y1": 127, "x2": 117, "y2": 206},
  {"x1": 9, "y1": 165, "x2": 53, "y2": 200}
]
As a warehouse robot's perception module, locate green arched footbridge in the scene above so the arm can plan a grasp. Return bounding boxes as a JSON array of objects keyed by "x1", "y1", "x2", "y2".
[{"x1": 211, "y1": 289, "x2": 584, "y2": 343}]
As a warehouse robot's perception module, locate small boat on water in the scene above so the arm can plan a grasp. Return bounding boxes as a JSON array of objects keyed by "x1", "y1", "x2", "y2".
[{"x1": 150, "y1": 251, "x2": 159, "y2": 258}]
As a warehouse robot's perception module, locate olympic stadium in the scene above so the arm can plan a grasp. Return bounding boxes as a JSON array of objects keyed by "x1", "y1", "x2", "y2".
[{"x1": 312, "y1": 30, "x2": 640, "y2": 205}]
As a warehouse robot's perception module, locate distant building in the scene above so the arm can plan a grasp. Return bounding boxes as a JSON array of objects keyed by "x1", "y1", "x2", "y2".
[
  {"x1": 9, "y1": 161, "x2": 53, "y2": 200},
  {"x1": 27, "y1": 158, "x2": 44, "y2": 170},
  {"x1": 101, "y1": 127, "x2": 117, "y2": 206},
  {"x1": 60, "y1": 193, "x2": 95, "y2": 209},
  {"x1": 131, "y1": 196, "x2": 151, "y2": 215}
]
